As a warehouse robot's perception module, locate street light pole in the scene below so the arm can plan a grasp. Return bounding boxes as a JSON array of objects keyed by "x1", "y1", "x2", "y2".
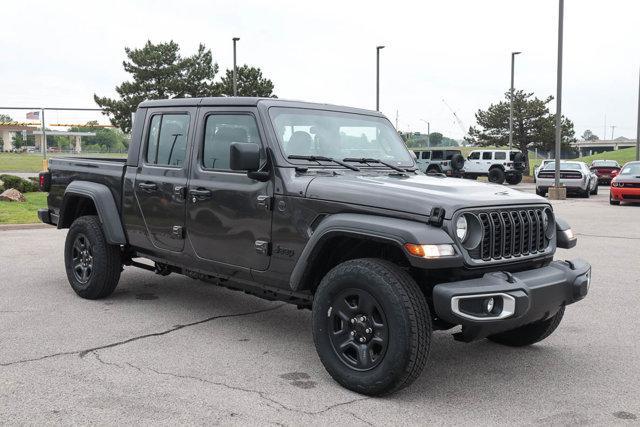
[
  {"x1": 376, "y1": 46, "x2": 385, "y2": 111},
  {"x1": 232, "y1": 37, "x2": 240, "y2": 96},
  {"x1": 420, "y1": 119, "x2": 430, "y2": 147},
  {"x1": 553, "y1": 0, "x2": 564, "y2": 195},
  {"x1": 636, "y1": 65, "x2": 639, "y2": 161},
  {"x1": 509, "y1": 51, "x2": 521, "y2": 151}
]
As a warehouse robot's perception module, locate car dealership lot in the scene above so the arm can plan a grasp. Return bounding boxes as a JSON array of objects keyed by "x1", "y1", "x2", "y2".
[{"x1": 1, "y1": 187, "x2": 639, "y2": 425}]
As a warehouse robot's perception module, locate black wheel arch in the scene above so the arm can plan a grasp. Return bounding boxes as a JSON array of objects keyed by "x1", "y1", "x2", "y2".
[
  {"x1": 59, "y1": 181, "x2": 127, "y2": 245},
  {"x1": 289, "y1": 213, "x2": 461, "y2": 292}
]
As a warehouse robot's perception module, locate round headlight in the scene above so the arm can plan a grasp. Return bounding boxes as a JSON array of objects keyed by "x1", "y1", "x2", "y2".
[{"x1": 456, "y1": 215, "x2": 468, "y2": 241}]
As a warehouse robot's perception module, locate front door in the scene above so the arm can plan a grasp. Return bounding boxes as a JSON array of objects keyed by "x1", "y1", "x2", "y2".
[
  {"x1": 186, "y1": 108, "x2": 272, "y2": 271},
  {"x1": 134, "y1": 108, "x2": 195, "y2": 252}
]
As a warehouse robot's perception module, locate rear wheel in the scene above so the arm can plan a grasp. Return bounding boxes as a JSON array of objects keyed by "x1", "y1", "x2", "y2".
[
  {"x1": 426, "y1": 165, "x2": 442, "y2": 175},
  {"x1": 488, "y1": 307, "x2": 565, "y2": 347},
  {"x1": 536, "y1": 187, "x2": 547, "y2": 197},
  {"x1": 312, "y1": 258, "x2": 431, "y2": 396},
  {"x1": 488, "y1": 167, "x2": 505, "y2": 184},
  {"x1": 590, "y1": 183, "x2": 598, "y2": 195},
  {"x1": 505, "y1": 173, "x2": 523, "y2": 185},
  {"x1": 581, "y1": 188, "x2": 591, "y2": 198},
  {"x1": 64, "y1": 215, "x2": 122, "y2": 299}
]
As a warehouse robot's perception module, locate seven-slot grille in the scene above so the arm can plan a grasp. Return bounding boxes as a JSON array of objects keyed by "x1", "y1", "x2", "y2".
[{"x1": 467, "y1": 207, "x2": 548, "y2": 261}]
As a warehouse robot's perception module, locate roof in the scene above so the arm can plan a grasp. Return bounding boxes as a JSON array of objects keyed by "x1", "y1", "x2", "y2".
[
  {"x1": 137, "y1": 97, "x2": 384, "y2": 117},
  {"x1": 32, "y1": 130, "x2": 96, "y2": 137}
]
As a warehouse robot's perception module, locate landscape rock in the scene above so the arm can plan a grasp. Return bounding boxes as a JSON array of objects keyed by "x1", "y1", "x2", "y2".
[{"x1": 0, "y1": 188, "x2": 26, "y2": 202}]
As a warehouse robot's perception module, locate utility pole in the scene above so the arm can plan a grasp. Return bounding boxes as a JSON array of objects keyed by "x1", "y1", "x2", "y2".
[
  {"x1": 637, "y1": 66, "x2": 640, "y2": 160},
  {"x1": 376, "y1": 46, "x2": 385, "y2": 111},
  {"x1": 610, "y1": 125, "x2": 616, "y2": 140},
  {"x1": 603, "y1": 114, "x2": 607, "y2": 141},
  {"x1": 232, "y1": 37, "x2": 240, "y2": 96},
  {"x1": 509, "y1": 51, "x2": 522, "y2": 151},
  {"x1": 40, "y1": 108, "x2": 46, "y2": 159},
  {"x1": 550, "y1": 0, "x2": 565, "y2": 199},
  {"x1": 395, "y1": 110, "x2": 398, "y2": 129}
]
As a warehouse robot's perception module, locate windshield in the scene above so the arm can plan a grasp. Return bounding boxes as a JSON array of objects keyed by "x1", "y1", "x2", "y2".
[
  {"x1": 592, "y1": 160, "x2": 619, "y2": 167},
  {"x1": 619, "y1": 163, "x2": 640, "y2": 175},
  {"x1": 269, "y1": 107, "x2": 414, "y2": 166},
  {"x1": 543, "y1": 162, "x2": 582, "y2": 171}
]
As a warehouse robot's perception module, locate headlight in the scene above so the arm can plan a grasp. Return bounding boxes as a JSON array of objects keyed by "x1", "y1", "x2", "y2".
[
  {"x1": 543, "y1": 208, "x2": 555, "y2": 238},
  {"x1": 456, "y1": 216, "x2": 468, "y2": 241},
  {"x1": 542, "y1": 210, "x2": 549, "y2": 231}
]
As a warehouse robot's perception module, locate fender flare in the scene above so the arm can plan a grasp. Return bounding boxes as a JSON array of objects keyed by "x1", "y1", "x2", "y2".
[
  {"x1": 60, "y1": 181, "x2": 127, "y2": 245},
  {"x1": 289, "y1": 213, "x2": 459, "y2": 291}
]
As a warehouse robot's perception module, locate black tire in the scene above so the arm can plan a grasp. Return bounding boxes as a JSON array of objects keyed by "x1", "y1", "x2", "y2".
[
  {"x1": 505, "y1": 173, "x2": 523, "y2": 185},
  {"x1": 426, "y1": 165, "x2": 442, "y2": 175},
  {"x1": 488, "y1": 167, "x2": 505, "y2": 184},
  {"x1": 536, "y1": 187, "x2": 547, "y2": 197},
  {"x1": 582, "y1": 188, "x2": 590, "y2": 198},
  {"x1": 64, "y1": 215, "x2": 122, "y2": 299},
  {"x1": 450, "y1": 154, "x2": 465, "y2": 171},
  {"x1": 590, "y1": 183, "x2": 598, "y2": 195},
  {"x1": 610, "y1": 194, "x2": 620, "y2": 205},
  {"x1": 312, "y1": 258, "x2": 431, "y2": 396},
  {"x1": 488, "y1": 306, "x2": 565, "y2": 347},
  {"x1": 463, "y1": 173, "x2": 477, "y2": 180}
]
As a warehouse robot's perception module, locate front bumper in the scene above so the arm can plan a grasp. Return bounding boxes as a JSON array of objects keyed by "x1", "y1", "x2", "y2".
[
  {"x1": 432, "y1": 259, "x2": 590, "y2": 342},
  {"x1": 611, "y1": 186, "x2": 640, "y2": 201}
]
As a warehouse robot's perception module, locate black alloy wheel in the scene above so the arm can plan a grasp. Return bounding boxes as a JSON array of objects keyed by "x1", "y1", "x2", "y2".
[
  {"x1": 71, "y1": 234, "x2": 93, "y2": 284},
  {"x1": 327, "y1": 288, "x2": 388, "y2": 371}
]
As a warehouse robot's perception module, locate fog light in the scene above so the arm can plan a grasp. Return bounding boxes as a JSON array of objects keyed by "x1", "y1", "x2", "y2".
[{"x1": 483, "y1": 297, "x2": 495, "y2": 314}]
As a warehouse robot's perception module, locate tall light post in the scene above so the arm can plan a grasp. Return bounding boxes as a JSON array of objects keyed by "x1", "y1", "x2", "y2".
[
  {"x1": 551, "y1": 0, "x2": 565, "y2": 199},
  {"x1": 420, "y1": 119, "x2": 430, "y2": 147},
  {"x1": 376, "y1": 45, "x2": 385, "y2": 111},
  {"x1": 509, "y1": 51, "x2": 522, "y2": 151},
  {"x1": 636, "y1": 65, "x2": 639, "y2": 161},
  {"x1": 232, "y1": 37, "x2": 240, "y2": 96}
]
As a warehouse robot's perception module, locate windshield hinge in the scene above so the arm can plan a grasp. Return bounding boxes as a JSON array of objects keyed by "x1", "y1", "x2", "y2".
[
  {"x1": 257, "y1": 195, "x2": 272, "y2": 210},
  {"x1": 428, "y1": 207, "x2": 445, "y2": 227}
]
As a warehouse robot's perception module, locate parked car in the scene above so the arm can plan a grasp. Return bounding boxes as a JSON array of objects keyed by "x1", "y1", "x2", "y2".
[
  {"x1": 610, "y1": 161, "x2": 640, "y2": 205},
  {"x1": 462, "y1": 149, "x2": 526, "y2": 185},
  {"x1": 412, "y1": 148, "x2": 465, "y2": 176},
  {"x1": 534, "y1": 159, "x2": 555, "y2": 182},
  {"x1": 38, "y1": 97, "x2": 590, "y2": 396},
  {"x1": 536, "y1": 161, "x2": 598, "y2": 197},
  {"x1": 590, "y1": 160, "x2": 620, "y2": 185}
]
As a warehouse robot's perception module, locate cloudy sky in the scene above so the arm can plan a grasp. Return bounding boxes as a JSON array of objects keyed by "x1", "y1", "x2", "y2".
[{"x1": 1, "y1": 0, "x2": 638, "y2": 140}]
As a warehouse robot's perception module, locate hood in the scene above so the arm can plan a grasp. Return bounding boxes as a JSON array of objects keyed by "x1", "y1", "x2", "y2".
[{"x1": 305, "y1": 173, "x2": 547, "y2": 219}]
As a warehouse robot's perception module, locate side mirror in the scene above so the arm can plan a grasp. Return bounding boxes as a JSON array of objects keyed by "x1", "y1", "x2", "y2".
[{"x1": 230, "y1": 142, "x2": 260, "y2": 172}]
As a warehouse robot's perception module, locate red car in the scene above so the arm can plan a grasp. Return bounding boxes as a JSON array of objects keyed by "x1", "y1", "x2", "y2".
[
  {"x1": 610, "y1": 161, "x2": 640, "y2": 205},
  {"x1": 590, "y1": 160, "x2": 620, "y2": 185}
]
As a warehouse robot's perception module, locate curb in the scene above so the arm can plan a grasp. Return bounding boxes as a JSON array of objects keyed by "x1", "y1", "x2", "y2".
[{"x1": 0, "y1": 223, "x2": 54, "y2": 231}]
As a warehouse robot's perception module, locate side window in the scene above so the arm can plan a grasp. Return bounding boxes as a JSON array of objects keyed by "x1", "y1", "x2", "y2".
[
  {"x1": 146, "y1": 114, "x2": 190, "y2": 167},
  {"x1": 482, "y1": 152, "x2": 493, "y2": 160},
  {"x1": 468, "y1": 151, "x2": 480, "y2": 160},
  {"x1": 422, "y1": 151, "x2": 430, "y2": 160},
  {"x1": 203, "y1": 114, "x2": 261, "y2": 170},
  {"x1": 431, "y1": 151, "x2": 443, "y2": 160},
  {"x1": 495, "y1": 152, "x2": 506, "y2": 160}
]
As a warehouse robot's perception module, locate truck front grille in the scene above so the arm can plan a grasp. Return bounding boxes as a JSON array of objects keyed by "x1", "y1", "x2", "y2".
[{"x1": 467, "y1": 207, "x2": 549, "y2": 261}]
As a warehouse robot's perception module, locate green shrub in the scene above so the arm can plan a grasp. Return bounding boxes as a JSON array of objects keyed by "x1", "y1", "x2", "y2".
[{"x1": 0, "y1": 174, "x2": 39, "y2": 193}]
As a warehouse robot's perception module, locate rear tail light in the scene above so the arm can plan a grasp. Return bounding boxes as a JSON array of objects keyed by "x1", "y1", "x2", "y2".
[{"x1": 39, "y1": 172, "x2": 51, "y2": 192}]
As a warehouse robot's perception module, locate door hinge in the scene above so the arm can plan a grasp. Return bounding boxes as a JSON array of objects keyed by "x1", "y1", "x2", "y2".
[
  {"x1": 171, "y1": 225, "x2": 184, "y2": 239},
  {"x1": 257, "y1": 195, "x2": 272, "y2": 210},
  {"x1": 254, "y1": 240, "x2": 271, "y2": 255}
]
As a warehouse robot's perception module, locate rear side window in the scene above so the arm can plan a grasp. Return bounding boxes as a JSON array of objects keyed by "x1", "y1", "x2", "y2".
[
  {"x1": 468, "y1": 152, "x2": 480, "y2": 160},
  {"x1": 495, "y1": 152, "x2": 506, "y2": 160},
  {"x1": 203, "y1": 114, "x2": 261, "y2": 170},
  {"x1": 431, "y1": 151, "x2": 443, "y2": 160},
  {"x1": 482, "y1": 152, "x2": 492, "y2": 160},
  {"x1": 146, "y1": 114, "x2": 190, "y2": 166}
]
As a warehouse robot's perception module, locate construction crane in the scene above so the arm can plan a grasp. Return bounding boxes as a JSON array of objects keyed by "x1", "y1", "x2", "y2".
[{"x1": 442, "y1": 98, "x2": 469, "y2": 143}]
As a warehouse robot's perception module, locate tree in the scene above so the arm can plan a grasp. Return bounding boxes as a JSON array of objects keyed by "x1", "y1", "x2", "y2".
[
  {"x1": 0, "y1": 114, "x2": 14, "y2": 123},
  {"x1": 429, "y1": 132, "x2": 443, "y2": 146},
  {"x1": 581, "y1": 129, "x2": 599, "y2": 141},
  {"x1": 69, "y1": 122, "x2": 128, "y2": 152},
  {"x1": 466, "y1": 90, "x2": 576, "y2": 174},
  {"x1": 215, "y1": 65, "x2": 276, "y2": 97},
  {"x1": 95, "y1": 41, "x2": 277, "y2": 133}
]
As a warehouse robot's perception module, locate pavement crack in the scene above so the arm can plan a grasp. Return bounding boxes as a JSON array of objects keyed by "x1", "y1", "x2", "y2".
[
  {"x1": 575, "y1": 232, "x2": 640, "y2": 241},
  {"x1": 348, "y1": 411, "x2": 374, "y2": 426},
  {"x1": 91, "y1": 351, "x2": 123, "y2": 369},
  {"x1": 0, "y1": 304, "x2": 284, "y2": 367},
  {"x1": 130, "y1": 362, "x2": 369, "y2": 416}
]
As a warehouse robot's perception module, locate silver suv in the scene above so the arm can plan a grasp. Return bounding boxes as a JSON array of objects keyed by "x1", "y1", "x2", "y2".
[
  {"x1": 463, "y1": 149, "x2": 526, "y2": 184},
  {"x1": 413, "y1": 148, "x2": 465, "y2": 176}
]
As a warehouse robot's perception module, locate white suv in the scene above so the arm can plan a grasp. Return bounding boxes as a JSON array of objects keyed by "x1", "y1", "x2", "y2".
[{"x1": 463, "y1": 149, "x2": 526, "y2": 184}]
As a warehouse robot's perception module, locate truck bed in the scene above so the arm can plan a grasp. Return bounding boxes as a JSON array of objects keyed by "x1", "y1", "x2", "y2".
[{"x1": 47, "y1": 157, "x2": 127, "y2": 220}]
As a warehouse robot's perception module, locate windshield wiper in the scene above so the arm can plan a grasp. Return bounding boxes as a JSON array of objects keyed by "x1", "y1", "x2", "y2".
[
  {"x1": 342, "y1": 157, "x2": 407, "y2": 173},
  {"x1": 288, "y1": 155, "x2": 359, "y2": 171}
]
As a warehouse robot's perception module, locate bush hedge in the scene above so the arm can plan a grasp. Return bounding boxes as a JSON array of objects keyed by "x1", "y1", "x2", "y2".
[{"x1": 0, "y1": 174, "x2": 39, "y2": 193}]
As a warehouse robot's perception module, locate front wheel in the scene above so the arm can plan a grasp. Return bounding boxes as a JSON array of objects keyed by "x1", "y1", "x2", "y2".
[
  {"x1": 64, "y1": 215, "x2": 122, "y2": 299},
  {"x1": 312, "y1": 259, "x2": 431, "y2": 396},
  {"x1": 488, "y1": 306, "x2": 565, "y2": 347}
]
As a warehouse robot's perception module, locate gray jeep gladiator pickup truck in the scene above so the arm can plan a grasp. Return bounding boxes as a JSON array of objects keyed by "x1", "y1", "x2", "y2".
[{"x1": 38, "y1": 97, "x2": 590, "y2": 396}]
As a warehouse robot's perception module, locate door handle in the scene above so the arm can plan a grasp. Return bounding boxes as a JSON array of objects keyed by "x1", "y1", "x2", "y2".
[
  {"x1": 189, "y1": 188, "x2": 212, "y2": 202},
  {"x1": 138, "y1": 182, "x2": 157, "y2": 192}
]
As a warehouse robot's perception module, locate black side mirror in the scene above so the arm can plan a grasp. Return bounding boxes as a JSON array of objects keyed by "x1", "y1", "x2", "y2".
[{"x1": 230, "y1": 142, "x2": 260, "y2": 171}]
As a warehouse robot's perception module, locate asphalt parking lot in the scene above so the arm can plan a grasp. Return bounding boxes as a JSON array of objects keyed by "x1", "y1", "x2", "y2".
[{"x1": 1, "y1": 185, "x2": 640, "y2": 425}]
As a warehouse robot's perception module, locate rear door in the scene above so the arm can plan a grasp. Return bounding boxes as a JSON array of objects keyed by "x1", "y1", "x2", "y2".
[
  {"x1": 186, "y1": 107, "x2": 272, "y2": 271},
  {"x1": 134, "y1": 108, "x2": 196, "y2": 252}
]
